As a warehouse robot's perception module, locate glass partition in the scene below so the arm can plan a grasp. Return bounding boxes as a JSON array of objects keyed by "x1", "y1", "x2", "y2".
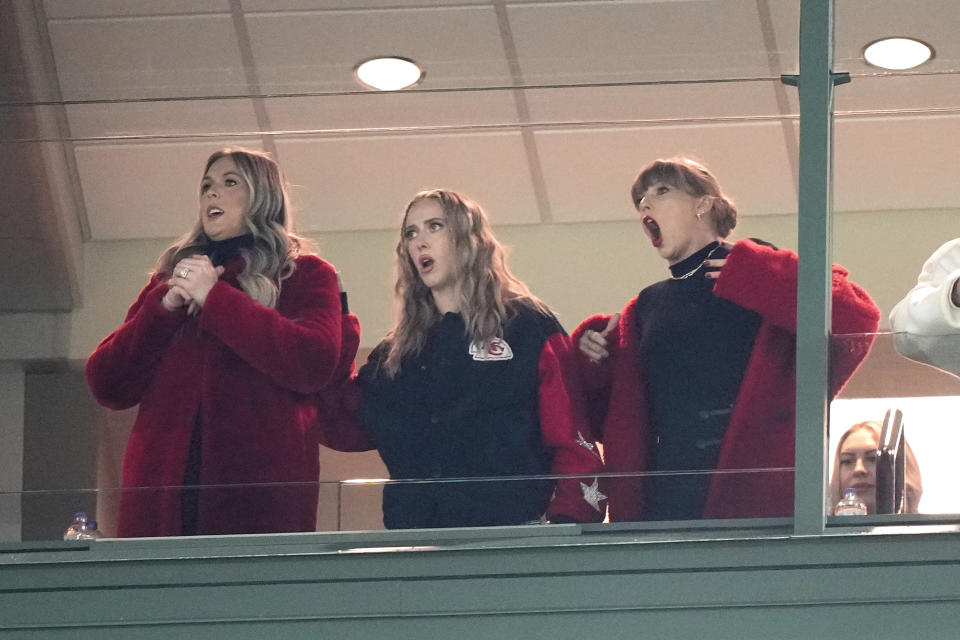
[
  {"x1": 829, "y1": 1, "x2": 960, "y2": 523},
  {"x1": 830, "y1": 331, "x2": 960, "y2": 521},
  {"x1": 1, "y1": 0, "x2": 814, "y2": 545},
  {"x1": 3, "y1": 468, "x2": 799, "y2": 543}
]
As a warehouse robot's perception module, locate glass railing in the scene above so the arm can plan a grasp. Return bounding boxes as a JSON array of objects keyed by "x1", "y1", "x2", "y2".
[
  {"x1": 5, "y1": 0, "x2": 801, "y2": 144},
  {"x1": 11, "y1": 330, "x2": 960, "y2": 547},
  {"x1": 2, "y1": 468, "x2": 800, "y2": 544},
  {"x1": 12, "y1": 0, "x2": 799, "y2": 103},
  {"x1": 830, "y1": 331, "x2": 960, "y2": 522},
  {"x1": 1, "y1": 0, "x2": 815, "y2": 550},
  {"x1": 13, "y1": 0, "x2": 960, "y2": 549}
]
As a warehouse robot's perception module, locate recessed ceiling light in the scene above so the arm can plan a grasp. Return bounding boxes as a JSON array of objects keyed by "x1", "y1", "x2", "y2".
[
  {"x1": 354, "y1": 56, "x2": 423, "y2": 91},
  {"x1": 863, "y1": 37, "x2": 934, "y2": 70}
]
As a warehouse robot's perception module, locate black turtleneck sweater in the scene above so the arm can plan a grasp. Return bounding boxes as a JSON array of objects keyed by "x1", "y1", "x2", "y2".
[
  {"x1": 180, "y1": 233, "x2": 253, "y2": 535},
  {"x1": 633, "y1": 241, "x2": 762, "y2": 520},
  {"x1": 207, "y1": 233, "x2": 254, "y2": 267}
]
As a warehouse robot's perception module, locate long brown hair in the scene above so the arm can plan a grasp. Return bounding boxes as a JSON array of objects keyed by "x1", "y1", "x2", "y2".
[
  {"x1": 382, "y1": 189, "x2": 549, "y2": 377},
  {"x1": 156, "y1": 148, "x2": 306, "y2": 308}
]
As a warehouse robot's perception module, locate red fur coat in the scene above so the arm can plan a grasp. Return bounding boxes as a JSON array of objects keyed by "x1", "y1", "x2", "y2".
[
  {"x1": 87, "y1": 254, "x2": 355, "y2": 537},
  {"x1": 571, "y1": 239, "x2": 881, "y2": 521}
]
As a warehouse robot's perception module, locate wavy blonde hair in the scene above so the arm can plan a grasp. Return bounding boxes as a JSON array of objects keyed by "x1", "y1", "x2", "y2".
[
  {"x1": 157, "y1": 148, "x2": 305, "y2": 308},
  {"x1": 382, "y1": 189, "x2": 549, "y2": 377}
]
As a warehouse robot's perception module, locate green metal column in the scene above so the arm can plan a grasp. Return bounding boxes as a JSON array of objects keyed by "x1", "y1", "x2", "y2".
[{"x1": 793, "y1": 0, "x2": 840, "y2": 535}]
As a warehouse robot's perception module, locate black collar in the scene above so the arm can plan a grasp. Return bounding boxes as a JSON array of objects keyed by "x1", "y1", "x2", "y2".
[
  {"x1": 669, "y1": 241, "x2": 721, "y2": 279},
  {"x1": 206, "y1": 234, "x2": 254, "y2": 267}
]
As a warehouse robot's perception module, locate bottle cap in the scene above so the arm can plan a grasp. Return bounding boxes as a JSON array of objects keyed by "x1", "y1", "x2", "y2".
[
  {"x1": 843, "y1": 488, "x2": 857, "y2": 497},
  {"x1": 74, "y1": 511, "x2": 87, "y2": 520}
]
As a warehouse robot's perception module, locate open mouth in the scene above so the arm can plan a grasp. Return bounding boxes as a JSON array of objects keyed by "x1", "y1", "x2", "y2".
[
  {"x1": 642, "y1": 216, "x2": 662, "y2": 247},
  {"x1": 207, "y1": 206, "x2": 225, "y2": 219},
  {"x1": 418, "y1": 256, "x2": 435, "y2": 273}
]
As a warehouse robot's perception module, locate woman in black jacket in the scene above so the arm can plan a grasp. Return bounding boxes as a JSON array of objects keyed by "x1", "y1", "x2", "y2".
[{"x1": 320, "y1": 189, "x2": 605, "y2": 529}]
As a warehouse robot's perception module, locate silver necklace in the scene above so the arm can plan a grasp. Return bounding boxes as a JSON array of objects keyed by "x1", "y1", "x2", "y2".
[{"x1": 670, "y1": 243, "x2": 723, "y2": 280}]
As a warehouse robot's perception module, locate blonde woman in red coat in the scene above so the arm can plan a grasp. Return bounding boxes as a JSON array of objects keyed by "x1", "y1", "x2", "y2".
[
  {"x1": 87, "y1": 148, "x2": 356, "y2": 537},
  {"x1": 574, "y1": 157, "x2": 880, "y2": 522}
]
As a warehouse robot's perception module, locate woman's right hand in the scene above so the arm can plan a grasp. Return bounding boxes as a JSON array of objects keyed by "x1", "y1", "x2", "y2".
[
  {"x1": 162, "y1": 284, "x2": 194, "y2": 313},
  {"x1": 578, "y1": 313, "x2": 620, "y2": 363}
]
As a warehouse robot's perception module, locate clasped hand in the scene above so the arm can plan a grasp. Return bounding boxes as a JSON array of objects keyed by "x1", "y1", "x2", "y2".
[{"x1": 162, "y1": 255, "x2": 225, "y2": 314}]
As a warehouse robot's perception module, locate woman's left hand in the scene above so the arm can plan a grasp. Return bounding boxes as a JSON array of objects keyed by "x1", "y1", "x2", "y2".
[
  {"x1": 168, "y1": 255, "x2": 225, "y2": 309},
  {"x1": 704, "y1": 258, "x2": 726, "y2": 279},
  {"x1": 704, "y1": 240, "x2": 734, "y2": 279}
]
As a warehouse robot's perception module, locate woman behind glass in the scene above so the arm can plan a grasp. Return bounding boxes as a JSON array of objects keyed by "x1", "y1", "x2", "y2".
[
  {"x1": 574, "y1": 156, "x2": 881, "y2": 522},
  {"x1": 319, "y1": 189, "x2": 605, "y2": 528},
  {"x1": 87, "y1": 148, "x2": 356, "y2": 537},
  {"x1": 829, "y1": 421, "x2": 923, "y2": 515}
]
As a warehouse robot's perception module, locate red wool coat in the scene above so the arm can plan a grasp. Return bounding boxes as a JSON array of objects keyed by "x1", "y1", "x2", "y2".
[
  {"x1": 571, "y1": 239, "x2": 881, "y2": 521},
  {"x1": 86, "y1": 254, "x2": 354, "y2": 537}
]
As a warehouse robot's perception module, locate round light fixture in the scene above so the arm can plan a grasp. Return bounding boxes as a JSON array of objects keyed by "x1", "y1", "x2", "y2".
[
  {"x1": 354, "y1": 56, "x2": 423, "y2": 91},
  {"x1": 863, "y1": 37, "x2": 934, "y2": 70}
]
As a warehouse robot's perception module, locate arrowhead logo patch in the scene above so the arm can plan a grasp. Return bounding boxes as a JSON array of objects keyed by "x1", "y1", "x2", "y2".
[{"x1": 469, "y1": 338, "x2": 514, "y2": 361}]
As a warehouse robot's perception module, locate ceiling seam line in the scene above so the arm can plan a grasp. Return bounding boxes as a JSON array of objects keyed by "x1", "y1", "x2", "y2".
[
  {"x1": 756, "y1": 0, "x2": 800, "y2": 200},
  {"x1": 493, "y1": 1, "x2": 553, "y2": 224},
  {"x1": 1, "y1": 76, "x2": 802, "y2": 108},
  {"x1": 229, "y1": 0, "x2": 277, "y2": 159},
  {"x1": 28, "y1": 0, "x2": 92, "y2": 245}
]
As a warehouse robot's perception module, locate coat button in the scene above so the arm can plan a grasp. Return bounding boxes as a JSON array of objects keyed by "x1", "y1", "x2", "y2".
[{"x1": 430, "y1": 416, "x2": 439, "y2": 425}]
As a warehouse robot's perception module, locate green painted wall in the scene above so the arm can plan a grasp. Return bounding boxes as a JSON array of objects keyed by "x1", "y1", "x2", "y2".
[{"x1": 3, "y1": 525, "x2": 960, "y2": 639}]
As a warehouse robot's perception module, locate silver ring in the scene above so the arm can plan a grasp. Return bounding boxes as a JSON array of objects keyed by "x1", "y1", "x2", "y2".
[{"x1": 179, "y1": 267, "x2": 190, "y2": 278}]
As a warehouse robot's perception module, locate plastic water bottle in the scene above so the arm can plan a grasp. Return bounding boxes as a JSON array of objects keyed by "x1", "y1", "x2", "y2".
[
  {"x1": 63, "y1": 511, "x2": 87, "y2": 540},
  {"x1": 835, "y1": 488, "x2": 868, "y2": 516},
  {"x1": 76, "y1": 520, "x2": 101, "y2": 541}
]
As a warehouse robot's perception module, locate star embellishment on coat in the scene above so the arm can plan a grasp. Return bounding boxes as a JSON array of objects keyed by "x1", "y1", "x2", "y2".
[{"x1": 580, "y1": 477, "x2": 607, "y2": 512}]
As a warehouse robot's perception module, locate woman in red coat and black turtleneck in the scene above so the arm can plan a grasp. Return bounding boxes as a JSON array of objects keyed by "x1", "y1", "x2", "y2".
[
  {"x1": 574, "y1": 156, "x2": 881, "y2": 522},
  {"x1": 87, "y1": 148, "x2": 357, "y2": 537}
]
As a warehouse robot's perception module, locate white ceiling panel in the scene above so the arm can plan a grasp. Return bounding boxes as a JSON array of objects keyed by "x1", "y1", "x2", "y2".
[
  {"x1": 243, "y1": 0, "x2": 469, "y2": 10},
  {"x1": 837, "y1": 74, "x2": 960, "y2": 114},
  {"x1": 761, "y1": 0, "x2": 802, "y2": 76},
  {"x1": 774, "y1": 79, "x2": 936, "y2": 119},
  {"x1": 47, "y1": 15, "x2": 246, "y2": 101},
  {"x1": 43, "y1": 0, "x2": 229, "y2": 19},
  {"x1": 523, "y1": 80, "x2": 790, "y2": 125},
  {"x1": 265, "y1": 90, "x2": 520, "y2": 133},
  {"x1": 507, "y1": 1, "x2": 773, "y2": 86},
  {"x1": 536, "y1": 123, "x2": 798, "y2": 223},
  {"x1": 835, "y1": 1, "x2": 960, "y2": 73},
  {"x1": 246, "y1": 6, "x2": 512, "y2": 94},
  {"x1": 834, "y1": 115, "x2": 960, "y2": 213},
  {"x1": 78, "y1": 140, "x2": 264, "y2": 240},
  {"x1": 66, "y1": 99, "x2": 261, "y2": 141},
  {"x1": 28, "y1": 0, "x2": 960, "y2": 246},
  {"x1": 275, "y1": 133, "x2": 541, "y2": 233}
]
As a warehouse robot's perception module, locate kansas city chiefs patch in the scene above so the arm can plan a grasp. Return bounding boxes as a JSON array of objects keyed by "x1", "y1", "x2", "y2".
[{"x1": 469, "y1": 338, "x2": 514, "y2": 361}]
